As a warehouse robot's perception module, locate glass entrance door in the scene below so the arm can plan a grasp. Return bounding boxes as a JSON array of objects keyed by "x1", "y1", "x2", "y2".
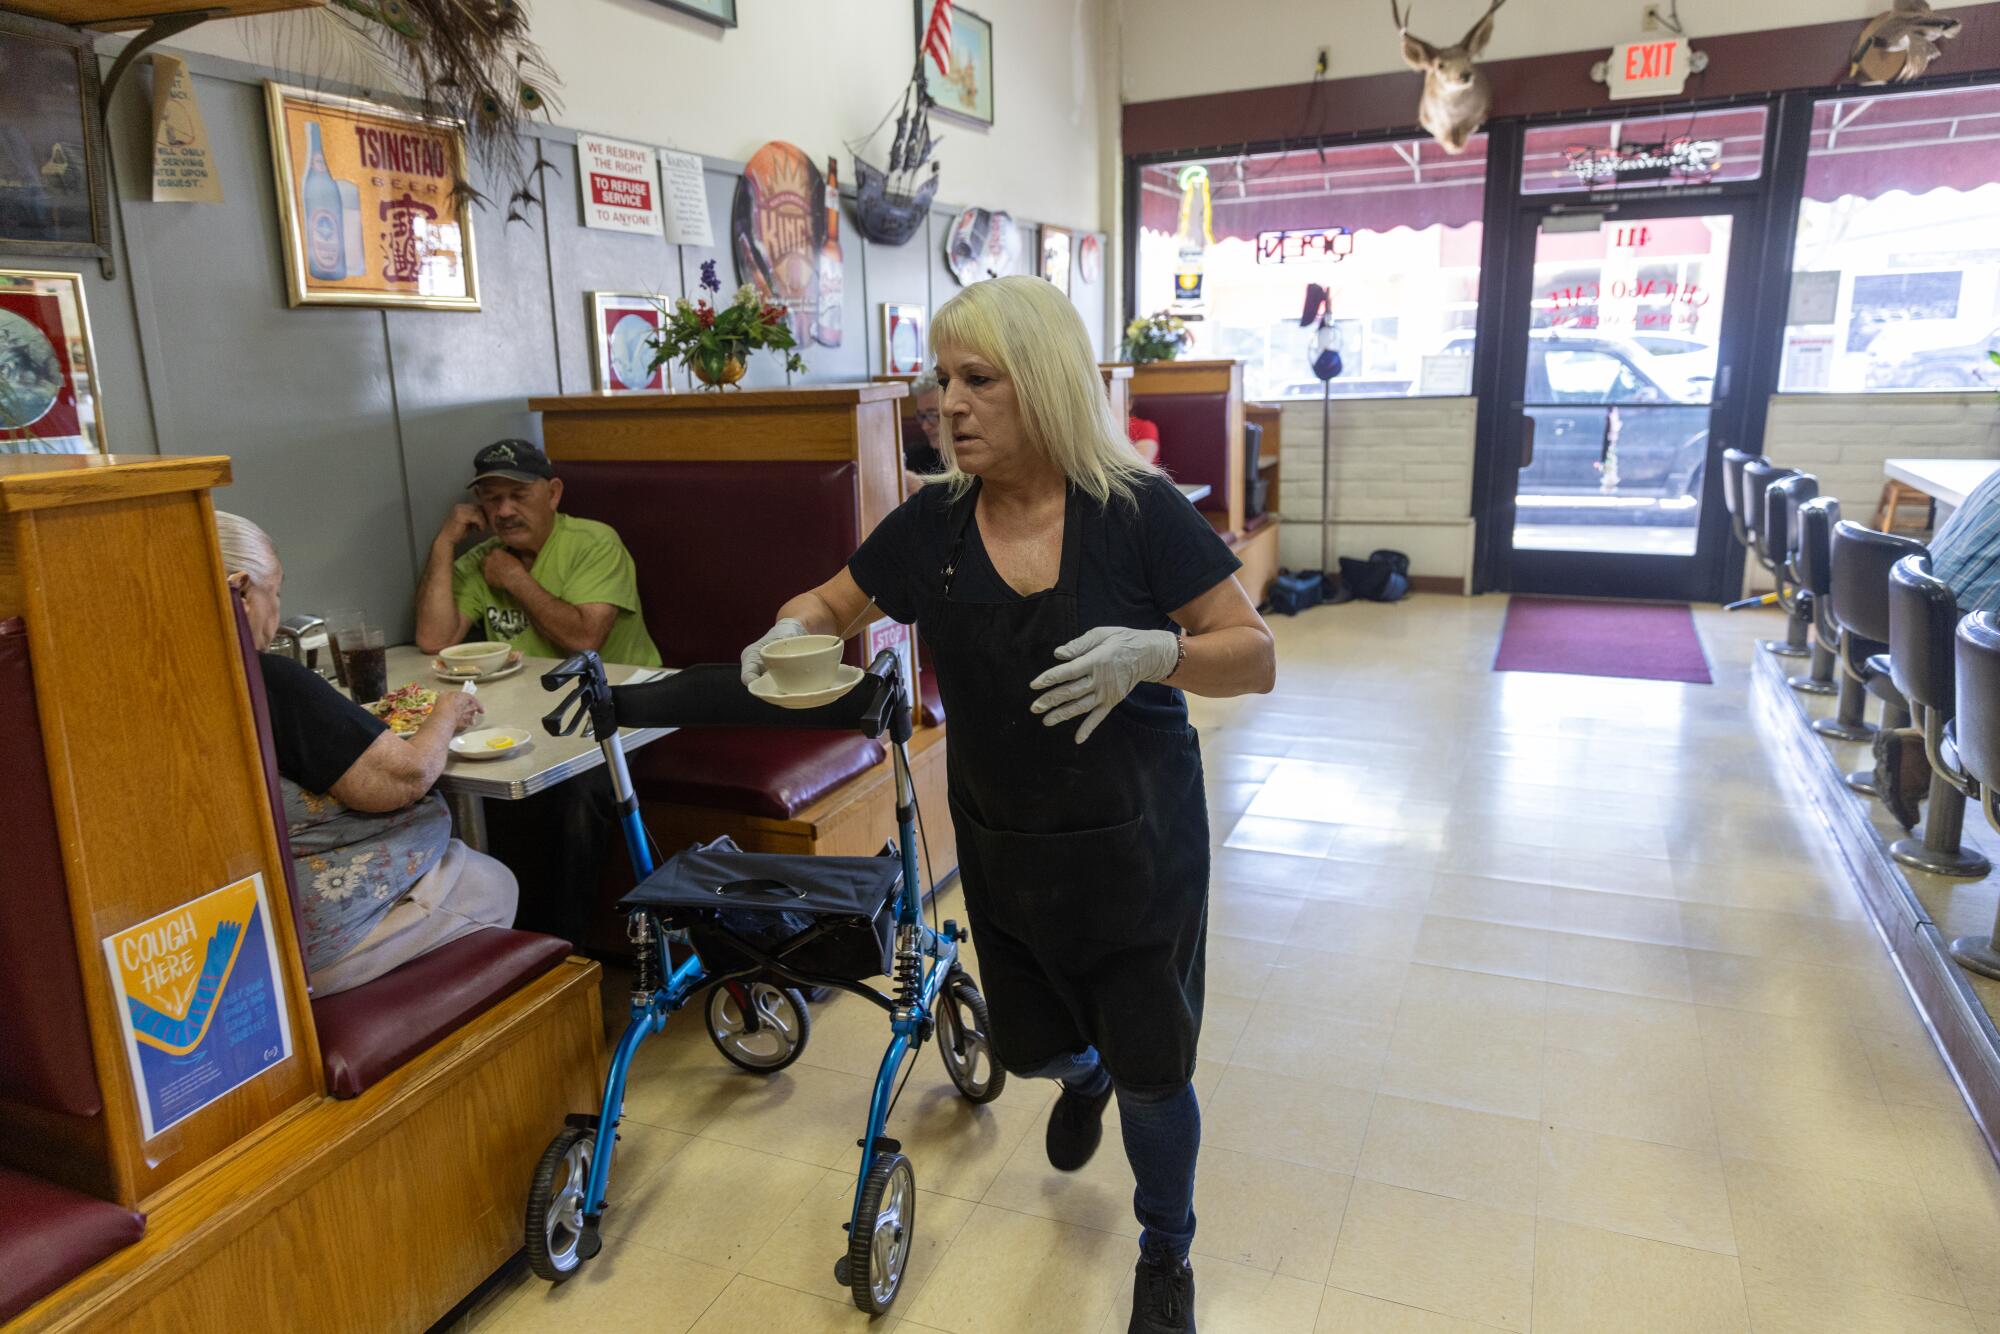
[{"x1": 1499, "y1": 201, "x2": 1752, "y2": 600}]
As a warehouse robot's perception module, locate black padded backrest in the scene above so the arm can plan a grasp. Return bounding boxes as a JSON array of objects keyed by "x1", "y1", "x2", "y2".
[
  {"x1": 1890, "y1": 553, "x2": 1958, "y2": 714},
  {"x1": 1720, "y1": 448, "x2": 1752, "y2": 520},
  {"x1": 1831, "y1": 520, "x2": 1928, "y2": 643},
  {"x1": 1742, "y1": 460, "x2": 1792, "y2": 549},
  {"x1": 1954, "y1": 611, "x2": 2000, "y2": 789},
  {"x1": 1767, "y1": 473, "x2": 1817, "y2": 570},
  {"x1": 1735, "y1": 453, "x2": 1769, "y2": 540},
  {"x1": 1796, "y1": 496, "x2": 1841, "y2": 597}
]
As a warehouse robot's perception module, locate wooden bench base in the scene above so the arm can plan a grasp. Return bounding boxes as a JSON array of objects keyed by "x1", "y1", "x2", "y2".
[
  {"x1": 16, "y1": 957, "x2": 604, "y2": 1333},
  {"x1": 642, "y1": 721, "x2": 957, "y2": 880}
]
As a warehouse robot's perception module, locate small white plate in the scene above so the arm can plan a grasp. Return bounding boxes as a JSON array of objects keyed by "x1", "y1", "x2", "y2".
[
  {"x1": 433, "y1": 653, "x2": 524, "y2": 683},
  {"x1": 451, "y1": 727, "x2": 534, "y2": 760},
  {"x1": 749, "y1": 664, "x2": 866, "y2": 710}
]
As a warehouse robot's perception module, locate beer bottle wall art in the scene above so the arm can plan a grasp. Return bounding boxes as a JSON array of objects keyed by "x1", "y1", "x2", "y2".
[
  {"x1": 302, "y1": 121, "x2": 345, "y2": 282},
  {"x1": 817, "y1": 158, "x2": 844, "y2": 348}
]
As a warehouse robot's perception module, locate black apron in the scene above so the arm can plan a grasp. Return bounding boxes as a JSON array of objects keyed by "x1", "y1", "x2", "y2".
[{"x1": 918, "y1": 481, "x2": 1210, "y2": 1093}]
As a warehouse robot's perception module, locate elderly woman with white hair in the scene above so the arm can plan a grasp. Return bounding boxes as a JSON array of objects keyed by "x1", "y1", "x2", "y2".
[
  {"x1": 216, "y1": 512, "x2": 519, "y2": 995},
  {"x1": 741, "y1": 276, "x2": 1275, "y2": 1334}
]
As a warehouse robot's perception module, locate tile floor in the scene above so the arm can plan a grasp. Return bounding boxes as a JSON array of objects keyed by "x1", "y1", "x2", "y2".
[{"x1": 440, "y1": 597, "x2": 2000, "y2": 1334}]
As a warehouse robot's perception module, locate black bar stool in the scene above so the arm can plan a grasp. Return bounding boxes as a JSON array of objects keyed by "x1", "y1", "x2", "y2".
[
  {"x1": 1886, "y1": 555, "x2": 1991, "y2": 877},
  {"x1": 1792, "y1": 495, "x2": 1842, "y2": 696},
  {"x1": 1721, "y1": 447, "x2": 1756, "y2": 554},
  {"x1": 1817, "y1": 522, "x2": 1924, "y2": 787},
  {"x1": 1947, "y1": 610, "x2": 2000, "y2": 979},
  {"x1": 1770, "y1": 473, "x2": 1832, "y2": 694},
  {"x1": 1744, "y1": 458, "x2": 1809, "y2": 658}
]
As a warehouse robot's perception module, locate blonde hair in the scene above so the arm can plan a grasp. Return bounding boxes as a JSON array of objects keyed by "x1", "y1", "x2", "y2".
[
  {"x1": 930, "y1": 275, "x2": 1152, "y2": 506},
  {"x1": 214, "y1": 510, "x2": 280, "y2": 588}
]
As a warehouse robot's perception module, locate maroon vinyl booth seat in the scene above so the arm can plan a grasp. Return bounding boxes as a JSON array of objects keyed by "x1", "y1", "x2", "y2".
[
  {"x1": 557, "y1": 459, "x2": 885, "y2": 819},
  {"x1": 230, "y1": 597, "x2": 572, "y2": 1099},
  {"x1": 0, "y1": 620, "x2": 146, "y2": 1322},
  {"x1": 1131, "y1": 391, "x2": 1231, "y2": 521}
]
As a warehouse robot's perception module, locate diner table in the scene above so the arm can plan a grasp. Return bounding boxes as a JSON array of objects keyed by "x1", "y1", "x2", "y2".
[
  {"x1": 1884, "y1": 457, "x2": 2000, "y2": 526},
  {"x1": 381, "y1": 645, "x2": 671, "y2": 851}
]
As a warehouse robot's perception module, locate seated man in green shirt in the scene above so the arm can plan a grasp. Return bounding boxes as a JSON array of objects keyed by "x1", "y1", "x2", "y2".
[{"x1": 415, "y1": 439, "x2": 661, "y2": 667}]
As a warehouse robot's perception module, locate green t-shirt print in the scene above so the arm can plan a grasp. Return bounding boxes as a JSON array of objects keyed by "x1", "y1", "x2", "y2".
[{"x1": 451, "y1": 513, "x2": 662, "y2": 667}]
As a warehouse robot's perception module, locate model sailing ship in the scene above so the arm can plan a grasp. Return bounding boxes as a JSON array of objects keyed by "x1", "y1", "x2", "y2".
[{"x1": 848, "y1": 0, "x2": 953, "y2": 246}]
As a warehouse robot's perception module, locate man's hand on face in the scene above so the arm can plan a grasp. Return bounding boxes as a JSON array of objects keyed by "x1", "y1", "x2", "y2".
[
  {"x1": 437, "y1": 503, "x2": 487, "y2": 547},
  {"x1": 481, "y1": 546, "x2": 532, "y2": 596}
]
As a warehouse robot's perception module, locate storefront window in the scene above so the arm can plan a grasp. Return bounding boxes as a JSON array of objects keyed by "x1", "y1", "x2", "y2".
[
  {"x1": 1781, "y1": 84, "x2": 2000, "y2": 393},
  {"x1": 1133, "y1": 136, "x2": 1485, "y2": 401}
]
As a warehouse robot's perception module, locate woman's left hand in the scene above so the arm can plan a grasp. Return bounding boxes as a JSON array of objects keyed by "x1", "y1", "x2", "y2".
[{"x1": 1029, "y1": 627, "x2": 1179, "y2": 743}]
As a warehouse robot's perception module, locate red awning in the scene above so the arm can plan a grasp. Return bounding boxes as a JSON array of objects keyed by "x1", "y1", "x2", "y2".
[{"x1": 1804, "y1": 85, "x2": 2000, "y2": 201}]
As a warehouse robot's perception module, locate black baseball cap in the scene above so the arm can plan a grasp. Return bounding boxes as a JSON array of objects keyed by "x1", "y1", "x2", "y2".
[{"x1": 470, "y1": 439, "x2": 555, "y2": 486}]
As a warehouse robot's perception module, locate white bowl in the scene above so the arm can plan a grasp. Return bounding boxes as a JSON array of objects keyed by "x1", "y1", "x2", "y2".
[
  {"x1": 762, "y1": 634, "x2": 844, "y2": 693},
  {"x1": 450, "y1": 726, "x2": 534, "y2": 760},
  {"x1": 439, "y1": 642, "x2": 512, "y2": 674}
]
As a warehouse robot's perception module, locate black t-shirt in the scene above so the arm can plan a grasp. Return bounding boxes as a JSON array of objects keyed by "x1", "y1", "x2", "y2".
[
  {"x1": 848, "y1": 471, "x2": 1241, "y2": 730},
  {"x1": 258, "y1": 653, "x2": 387, "y2": 795}
]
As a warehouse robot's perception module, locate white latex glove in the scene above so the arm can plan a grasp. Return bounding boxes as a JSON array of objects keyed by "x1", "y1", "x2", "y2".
[
  {"x1": 740, "y1": 618, "x2": 808, "y2": 686},
  {"x1": 1028, "y1": 626, "x2": 1181, "y2": 743}
]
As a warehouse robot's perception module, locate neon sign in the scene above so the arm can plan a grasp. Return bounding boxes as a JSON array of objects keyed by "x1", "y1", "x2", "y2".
[
  {"x1": 1255, "y1": 228, "x2": 1354, "y2": 264},
  {"x1": 1563, "y1": 138, "x2": 1721, "y2": 186}
]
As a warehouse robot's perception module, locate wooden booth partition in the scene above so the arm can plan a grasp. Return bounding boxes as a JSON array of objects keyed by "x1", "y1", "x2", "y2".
[
  {"x1": 531, "y1": 384, "x2": 955, "y2": 877},
  {"x1": 0, "y1": 455, "x2": 323, "y2": 1208},
  {"x1": 1102, "y1": 364, "x2": 1133, "y2": 430}
]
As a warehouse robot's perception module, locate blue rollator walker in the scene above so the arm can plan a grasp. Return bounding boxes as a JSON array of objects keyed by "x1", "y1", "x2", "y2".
[{"x1": 522, "y1": 648, "x2": 1004, "y2": 1314}]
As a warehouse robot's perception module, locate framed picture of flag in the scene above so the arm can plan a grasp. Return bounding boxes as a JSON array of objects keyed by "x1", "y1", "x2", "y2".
[{"x1": 919, "y1": 2, "x2": 993, "y2": 128}]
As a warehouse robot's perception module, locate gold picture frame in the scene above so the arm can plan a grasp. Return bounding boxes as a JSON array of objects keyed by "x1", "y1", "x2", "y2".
[
  {"x1": 0, "y1": 268, "x2": 106, "y2": 455},
  {"x1": 263, "y1": 82, "x2": 481, "y2": 310}
]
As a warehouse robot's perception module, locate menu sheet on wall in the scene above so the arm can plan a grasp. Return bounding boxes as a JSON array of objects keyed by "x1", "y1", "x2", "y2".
[
  {"x1": 102, "y1": 873, "x2": 293, "y2": 1139},
  {"x1": 578, "y1": 133, "x2": 664, "y2": 235},
  {"x1": 659, "y1": 148, "x2": 716, "y2": 248}
]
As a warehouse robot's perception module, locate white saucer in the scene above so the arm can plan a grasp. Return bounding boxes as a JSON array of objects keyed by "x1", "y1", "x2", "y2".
[
  {"x1": 451, "y1": 726, "x2": 534, "y2": 759},
  {"x1": 750, "y1": 664, "x2": 866, "y2": 709},
  {"x1": 433, "y1": 653, "x2": 524, "y2": 683}
]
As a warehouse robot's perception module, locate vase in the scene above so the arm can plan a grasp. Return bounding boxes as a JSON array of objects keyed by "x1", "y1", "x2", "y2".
[{"x1": 691, "y1": 343, "x2": 750, "y2": 390}]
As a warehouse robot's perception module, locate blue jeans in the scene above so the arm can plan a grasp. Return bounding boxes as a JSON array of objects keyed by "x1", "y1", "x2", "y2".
[{"x1": 1019, "y1": 1047, "x2": 1200, "y2": 1261}]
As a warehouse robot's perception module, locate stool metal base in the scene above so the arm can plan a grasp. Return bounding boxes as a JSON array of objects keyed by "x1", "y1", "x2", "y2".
[
  {"x1": 1814, "y1": 717, "x2": 1877, "y2": 742},
  {"x1": 1891, "y1": 838, "x2": 1992, "y2": 879},
  {"x1": 1845, "y1": 768, "x2": 1878, "y2": 796},
  {"x1": 1760, "y1": 639, "x2": 1812, "y2": 658},
  {"x1": 1949, "y1": 936, "x2": 2000, "y2": 982},
  {"x1": 1787, "y1": 673, "x2": 1837, "y2": 696}
]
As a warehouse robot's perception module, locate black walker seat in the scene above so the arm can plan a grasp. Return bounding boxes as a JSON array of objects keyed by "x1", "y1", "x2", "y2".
[{"x1": 622, "y1": 837, "x2": 901, "y2": 985}]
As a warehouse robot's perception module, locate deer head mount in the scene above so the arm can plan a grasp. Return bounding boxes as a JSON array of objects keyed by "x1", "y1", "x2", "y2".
[
  {"x1": 1848, "y1": 0, "x2": 1962, "y2": 85},
  {"x1": 1390, "y1": 0, "x2": 1508, "y2": 154}
]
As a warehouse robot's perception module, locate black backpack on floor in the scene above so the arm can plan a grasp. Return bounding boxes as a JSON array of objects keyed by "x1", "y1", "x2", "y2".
[{"x1": 1332, "y1": 549, "x2": 1411, "y2": 604}]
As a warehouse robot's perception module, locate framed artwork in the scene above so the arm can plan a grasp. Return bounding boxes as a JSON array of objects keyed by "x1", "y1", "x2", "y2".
[
  {"x1": 263, "y1": 83, "x2": 481, "y2": 310},
  {"x1": 882, "y1": 303, "x2": 925, "y2": 375},
  {"x1": 0, "y1": 269, "x2": 106, "y2": 455},
  {"x1": 923, "y1": 4, "x2": 994, "y2": 127},
  {"x1": 590, "y1": 292, "x2": 670, "y2": 393},
  {"x1": 1040, "y1": 224, "x2": 1073, "y2": 294},
  {"x1": 649, "y1": 0, "x2": 737, "y2": 28},
  {"x1": 1078, "y1": 233, "x2": 1103, "y2": 286},
  {"x1": 0, "y1": 13, "x2": 112, "y2": 263}
]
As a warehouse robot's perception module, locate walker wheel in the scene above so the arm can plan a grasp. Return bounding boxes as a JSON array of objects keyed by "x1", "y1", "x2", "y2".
[
  {"x1": 525, "y1": 1126, "x2": 595, "y2": 1283},
  {"x1": 847, "y1": 1152, "x2": 916, "y2": 1314},
  {"x1": 705, "y1": 980, "x2": 812, "y2": 1074},
  {"x1": 935, "y1": 972, "x2": 1006, "y2": 1104}
]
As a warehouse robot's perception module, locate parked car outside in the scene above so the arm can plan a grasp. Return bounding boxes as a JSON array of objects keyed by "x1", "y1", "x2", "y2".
[{"x1": 1865, "y1": 322, "x2": 2000, "y2": 390}]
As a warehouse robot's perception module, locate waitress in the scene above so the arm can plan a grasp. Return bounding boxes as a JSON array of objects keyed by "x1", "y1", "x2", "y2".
[{"x1": 741, "y1": 275, "x2": 1274, "y2": 1334}]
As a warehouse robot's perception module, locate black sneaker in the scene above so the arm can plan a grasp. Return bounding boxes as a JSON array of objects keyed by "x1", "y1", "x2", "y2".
[
  {"x1": 1044, "y1": 1078, "x2": 1113, "y2": 1171},
  {"x1": 1128, "y1": 1252, "x2": 1196, "y2": 1333}
]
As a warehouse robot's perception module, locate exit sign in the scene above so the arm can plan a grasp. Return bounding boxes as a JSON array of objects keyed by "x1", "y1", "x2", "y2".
[{"x1": 1602, "y1": 37, "x2": 1696, "y2": 99}]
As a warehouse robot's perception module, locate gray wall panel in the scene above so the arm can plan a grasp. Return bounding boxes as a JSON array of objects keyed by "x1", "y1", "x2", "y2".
[
  {"x1": 542, "y1": 146, "x2": 683, "y2": 396},
  {"x1": 859, "y1": 212, "x2": 932, "y2": 375},
  {"x1": 121, "y1": 76, "x2": 411, "y2": 628}
]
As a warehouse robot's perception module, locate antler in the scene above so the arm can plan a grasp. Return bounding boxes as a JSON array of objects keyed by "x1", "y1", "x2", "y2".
[
  {"x1": 1389, "y1": 0, "x2": 1410, "y2": 33},
  {"x1": 1460, "y1": 0, "x2": 1508, "y2": 47}
]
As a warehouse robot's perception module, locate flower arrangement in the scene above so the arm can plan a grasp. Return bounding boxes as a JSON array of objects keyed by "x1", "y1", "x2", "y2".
[
  {"x1": 647, "y1": 259, "x2": 807, "y2": 389},
  {"x1": 1123, "y1": 309, "x2": 1192, "y2": 364}
]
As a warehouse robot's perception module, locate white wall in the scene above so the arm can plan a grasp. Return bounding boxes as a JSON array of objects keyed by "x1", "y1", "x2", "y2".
[
  {"x1": 176, "y1": 0, "x2": 1111, "y2": 232},
  {"x1": 1118, "y1": 0, "x2": 2000, "y2": 103},
  {"x1": 1274, "y1": 396, "x2": 1480, "y2": 590},
  {"x1": 1762, "y1": 392, "x2": 2000, "y2": 514}
]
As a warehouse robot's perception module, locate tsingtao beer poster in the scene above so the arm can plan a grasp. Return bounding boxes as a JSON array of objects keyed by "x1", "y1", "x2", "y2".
[
  {"x1": 103, "y1": 874, "x2": 294, "y2": 1139},
  {"x1": 264, "y1": 83, "x2": 480, "y2": 309}
]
